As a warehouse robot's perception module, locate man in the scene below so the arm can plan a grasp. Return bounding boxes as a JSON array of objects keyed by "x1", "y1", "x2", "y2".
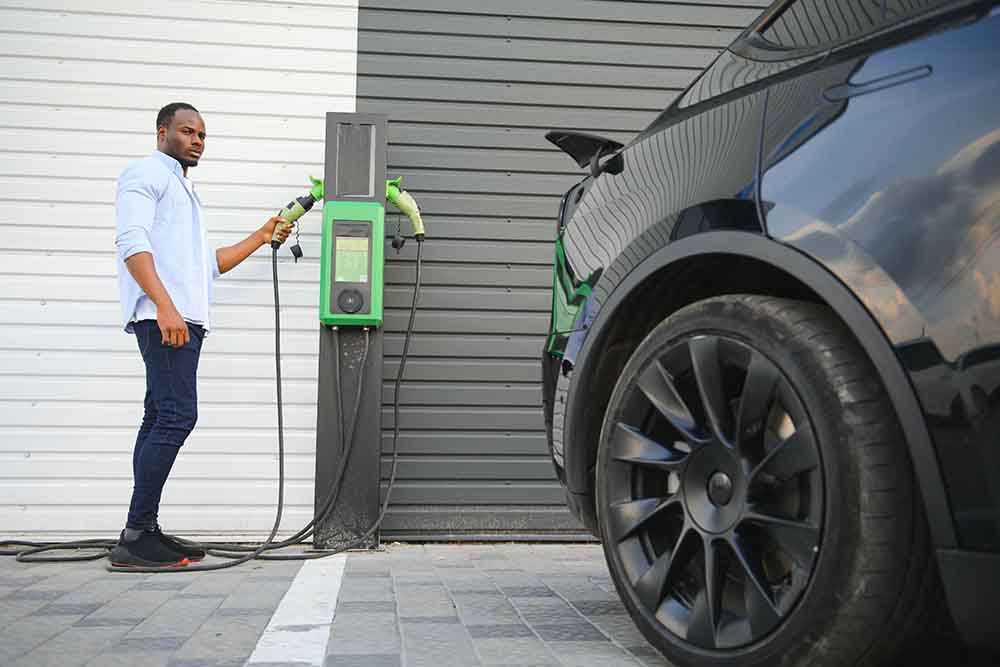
[{"x1": 111, "y1": 102, "x2": 292, "y2": 567}]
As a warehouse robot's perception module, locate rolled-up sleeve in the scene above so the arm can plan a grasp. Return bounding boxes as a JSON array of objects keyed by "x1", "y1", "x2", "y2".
[{"x1": 115, "y1": 163, "x2": 160, "y2": 262}]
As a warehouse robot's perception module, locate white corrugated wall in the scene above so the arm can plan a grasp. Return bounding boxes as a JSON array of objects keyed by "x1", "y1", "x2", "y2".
[{"x1": 0, "y1": 0, "x2": 359, "y2": 538}]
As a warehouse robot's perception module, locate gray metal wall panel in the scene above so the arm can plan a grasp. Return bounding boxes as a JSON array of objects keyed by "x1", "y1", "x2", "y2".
[{"x1": 357, "y1": 0, "x2": 767, "y2": 538}]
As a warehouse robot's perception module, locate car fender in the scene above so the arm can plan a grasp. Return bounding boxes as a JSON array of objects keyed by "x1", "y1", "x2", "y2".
[{"x1": 562, "y1": 229, "x2": 958, "y2": 549}]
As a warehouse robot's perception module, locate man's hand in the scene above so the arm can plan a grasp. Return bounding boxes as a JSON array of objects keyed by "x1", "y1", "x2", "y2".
[
  {"x1": 158, "y1": 303, "x2": 189, "y2": 348},
  {"x1": 258, "y1": 215, "x2": 293, "y2": 246}
]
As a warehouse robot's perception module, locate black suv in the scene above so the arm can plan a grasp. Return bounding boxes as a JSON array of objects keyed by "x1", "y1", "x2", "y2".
[{"x1": 542, "y1": 1, "x2": 1000, "y2": 665}]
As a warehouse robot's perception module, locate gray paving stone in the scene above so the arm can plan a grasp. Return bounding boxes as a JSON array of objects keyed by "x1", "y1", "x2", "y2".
[
  {"x1": 115, "y1": 635, "x2": 188, "y2": 651},
  {"x1": 133, "y1": 578, "x2": 195, "y2": 591},
  {"x1": 85, "y1": 651, "x2": 171, "y2": 667},
  {"x1": 534, "y1": 623, "x2": 609, "y2": 642},
  {"x1": 395, "y1": 584, "x2": 456, "y2": 618},
  {"x1": 327, "y1": 611, "x2": 400, "y2": 655},
  {"x1": 400, "y1": 622, "x2": 479, "y2": 667},
  {"x1": 551, "y1": 640, "x2": 643, "y2": 665},
  {"x1": 401, "y1": 615, "x2": 461, "y2": 624},
  {"x1": 213, "y1": 606, "x2": 273, "y2": 617},
  {"x1": 10, "y1": 625, "x2": 130, "y2": 667},
  {"x1": 0, "y1": 598, "x2": 54, "y2": 626},
  {"x1": 79, "y1": 590, "x2": 174, "y2": 624},
  {"x1": 626, "y1": 645, "x2": 675, "y2": 667},
  {"x1": 451, "y1": 592, "x2": 522, "y2": 625},
  {"x1": 467, "y1": 623, "x2": 535, "y2": 638},
  {"x1": 126, "y1": 596, "x2": 224, "y2": 640},
  {"x1": 393, "y1": 573, "x2": 440, "y2": 586},
  {"x1": 512, "y1": 598, "x2": 587, "y2": 626},
  {"x1": 325, "y1": 655, "x2": 401, "y2": 667},
  {"x1": 472, "y1": 637, "x2": 558, "y2": 665},
  {"x1": 503, "y1": 585, "x2": 557, "y2": 598},
  {"x1": 337, "y1": 577, "x2": 395, "y2": 602},
  {"x1": 0, "y1": 574, "x2": 45, "y2": 586},
  {"x1": 0, "y1": 612, "x2": 85, "y2": 664},
  {"x1": 6, "y1": 588, "x2": 68, "y2": 601},
  {"x1": 220, "y1": 579, "x2": 292, "y2": 609},
  {"x1": 171, "y1": 612, "x2": 270, "y2": 664},
  {"x1": 338, "y1": 600, "x2": 396, "y2": 612},
  {"x1": 171, "y1": 573, "x2": 245, "y2": 598},
  {"x1": 75, "y1": 616, "x2": 138, "y2": 628},
  {"x1": 55, "y1": 577, "x2": 139, "y2": 604},
  {"x1": 570, "y1": 599, "x2": 628, "y2": 616},
  {"x1": 587, "y1": 614, "x2": 651, "y2": 647},
  {"x1": 31, "y1": 602, "x2": 104, "y2": 616},
  {"x1": 168, "y1": 659, "x2": 247, "y2": 667}
]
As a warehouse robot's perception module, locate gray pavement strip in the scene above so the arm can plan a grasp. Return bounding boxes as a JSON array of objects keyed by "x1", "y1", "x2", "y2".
[
  {"x1": 325, "y1": 655, "x2": 401, "y2": 667},
  {"x1": 571, "y1": 599, "x2": 628, "y2": 616},
  {"x1": 214, "y1": 607, "x2": 274, "y2": 617},
  {"x1": 75, "y1": 617, "x2": 138, "y2": 628},
  {"x1": 400, "y1": 615, "x2": 461, "y2": 624},
  {"x1": 6, "y1": 589, "x2": 69, "y2": 601},
  {"x1": 466, "y1": 623, "x2": 535, "y2": 638},
  {"x1": 115, "y1": 636, "x2": 188, "y2": 651},
  {"x1": 533, "y1": 623, "x2": 611, "y2": 642},
  {"x1": 337, "y1": 600, "x2": 396, "y2": 613},
  {"x1": 167, "y1": 659, "x2": 247, "y2": 667},
  {"x1": 501, "y1": 586, "x2": 556, "y2": 598},
  {"x1": 31, "y1": 602, "x2": 104, "y2": 616},
  {"x1": 132, "y1": 579, "x2": 193, "y2": 591}
]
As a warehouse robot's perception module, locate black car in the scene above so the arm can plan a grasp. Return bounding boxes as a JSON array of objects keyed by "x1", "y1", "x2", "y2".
[{"x1": 541, "y1": 1, "x2": 1000, "y2": 665}]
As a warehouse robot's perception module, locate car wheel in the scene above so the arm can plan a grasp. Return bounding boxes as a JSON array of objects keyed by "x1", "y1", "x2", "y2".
[{"x1": 596, "y1": 295, "x2": 935, "y2": 666}]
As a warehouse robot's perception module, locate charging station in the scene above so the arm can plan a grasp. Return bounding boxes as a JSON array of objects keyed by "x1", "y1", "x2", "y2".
[{"x1": 314, "y1": 113, "x2": 388, "y2": 550}]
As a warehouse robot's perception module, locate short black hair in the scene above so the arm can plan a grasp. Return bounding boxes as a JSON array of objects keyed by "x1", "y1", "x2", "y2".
[{"x1": 157, "y1": 102, "x2": 199, "y2": 130}]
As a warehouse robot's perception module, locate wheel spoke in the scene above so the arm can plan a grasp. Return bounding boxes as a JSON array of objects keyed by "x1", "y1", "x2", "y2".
[
  {"x1": 729, "y1": 533, "x2": 781, "y2": 636},
  {"x1": 637, "y1": 360, "x2": 709, "y2": 446},
  {"x1": 750, "y1": 430, "x2": 819, "y2": 483},
  {"x1": 610, "y1": 423, "x2": 686, "y2": 473},
  {"x1": 689, "y1": 337, "x2": 734, "y2": 446},
  {"x1": 744, "y1": 509, "x2": 819, "y2": 568},
  {"x1": 687, "y1": 539, "x2": 725, "y2": 648},
  {"x1": 735, "y1": 353, "x2": 779, "y2": 450},
  {"x1": 607, "y1": 496, "x2": 680, "y2": 542},
  {"x1": 634, "y1": 528, "x2": 692, "y2": 612}
]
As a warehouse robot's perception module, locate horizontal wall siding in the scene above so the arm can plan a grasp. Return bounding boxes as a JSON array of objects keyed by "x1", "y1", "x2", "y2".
[
  {"x1": 356, "y1": 0, "x2": 770, "y2": 538},
  {"x1": 0, "y1": 0, "x2": 360, "y2": 538}
]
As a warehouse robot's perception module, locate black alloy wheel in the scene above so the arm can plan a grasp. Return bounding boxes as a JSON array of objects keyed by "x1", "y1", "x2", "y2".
[{"x1": 596, "y1": 295, "x2": 937, "y2": 667}]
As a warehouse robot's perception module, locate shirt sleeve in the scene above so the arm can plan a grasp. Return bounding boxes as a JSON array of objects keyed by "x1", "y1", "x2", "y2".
[
  {"x1": 115, "y1": 162, "x2": 162, "y2": 263},
  {"x1": 212, "y1": 245, "x2": 222, "y2": 280}
]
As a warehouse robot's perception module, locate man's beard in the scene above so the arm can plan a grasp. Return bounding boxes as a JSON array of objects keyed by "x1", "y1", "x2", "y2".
[{"x1": 179, "y1": 156, "x2": 199, "y2": 169}]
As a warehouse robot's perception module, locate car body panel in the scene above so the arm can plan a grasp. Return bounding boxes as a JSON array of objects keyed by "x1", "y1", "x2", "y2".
[{"x1": 761, "y1": 5, "x2": 1000, "y2": 551}]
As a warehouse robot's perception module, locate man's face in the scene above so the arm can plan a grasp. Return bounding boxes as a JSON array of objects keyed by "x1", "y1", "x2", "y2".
[{"x1": 157, "y1": 109, "x2": 206, "y2": 169}]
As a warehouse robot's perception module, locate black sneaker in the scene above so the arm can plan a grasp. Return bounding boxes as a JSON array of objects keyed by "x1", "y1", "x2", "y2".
[
  {"x1": 109, "y1": 530, "x2": 190, "y2": 568},
  {"x1": 148, "y1": 526, "x2": 206, "y2": 562}
]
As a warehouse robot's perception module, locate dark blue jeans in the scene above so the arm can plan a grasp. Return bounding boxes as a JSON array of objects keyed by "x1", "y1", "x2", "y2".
[{"x1": 126, "y1": 319, "x2": 204, "y2": 530}]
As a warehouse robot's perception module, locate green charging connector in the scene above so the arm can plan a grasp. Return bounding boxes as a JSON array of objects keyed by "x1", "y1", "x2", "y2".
[{"x1": 319, "y1": 200, "x2": 385, "y2": 327}]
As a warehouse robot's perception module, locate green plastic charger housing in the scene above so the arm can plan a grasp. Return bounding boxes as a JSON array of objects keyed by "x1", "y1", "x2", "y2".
[{"x1": 320, "y1": 200, "x2": 385, "y2": 327}]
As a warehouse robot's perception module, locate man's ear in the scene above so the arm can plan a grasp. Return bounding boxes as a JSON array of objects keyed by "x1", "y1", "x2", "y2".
[{"x1": 156, "y1": 126, "x2": 166, "y2": 145}]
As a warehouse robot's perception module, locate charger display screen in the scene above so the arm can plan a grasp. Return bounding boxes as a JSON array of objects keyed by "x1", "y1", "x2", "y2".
[{"x1": 335, "y1": 236, "x2": 369, "y2": 283}]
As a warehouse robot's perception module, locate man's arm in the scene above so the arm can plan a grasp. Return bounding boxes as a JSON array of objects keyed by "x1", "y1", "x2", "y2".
[
  {"x1": 115, "y1": 163, "x2": 189, "y2": 348},
  {"x1": 214, "y1": 215, "x2": 292, "y2": 275},
  {"x1": 124, "y1": 253, "x2": 189, "y2": 348}
]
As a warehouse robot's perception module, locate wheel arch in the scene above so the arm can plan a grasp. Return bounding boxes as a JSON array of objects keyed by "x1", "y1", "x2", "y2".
[{"x1": 562, "y1": 230, "x2": 957, "y2": 549}]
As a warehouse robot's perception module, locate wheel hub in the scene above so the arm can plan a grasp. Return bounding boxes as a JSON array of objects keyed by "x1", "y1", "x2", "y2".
[
  {"x1": 708, "y1": 471, "x2": 734, "y2": 506},
  {"x1": 683, "y1": 445, "x2": 746, "y2": 534}
]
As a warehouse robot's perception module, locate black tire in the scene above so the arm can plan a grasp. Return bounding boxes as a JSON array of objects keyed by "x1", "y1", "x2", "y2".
[{"x1": 595, "y1": 295, "x2": 935, "y2": 667}]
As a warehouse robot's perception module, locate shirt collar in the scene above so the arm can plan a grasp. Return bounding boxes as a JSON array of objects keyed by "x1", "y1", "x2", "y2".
[{"x1": 153, "y1": 149, "x2": 184, "y2": 177}]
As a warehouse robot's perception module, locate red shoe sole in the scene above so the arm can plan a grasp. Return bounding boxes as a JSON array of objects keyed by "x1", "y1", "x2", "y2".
[{"x1": 109, "y1": 557, "x2": 191, "y2": 568}]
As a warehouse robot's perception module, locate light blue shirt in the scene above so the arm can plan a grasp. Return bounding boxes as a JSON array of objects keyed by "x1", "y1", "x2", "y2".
[{"x1": 115, "y1": 150, "x2": 220, "y2": 334}]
